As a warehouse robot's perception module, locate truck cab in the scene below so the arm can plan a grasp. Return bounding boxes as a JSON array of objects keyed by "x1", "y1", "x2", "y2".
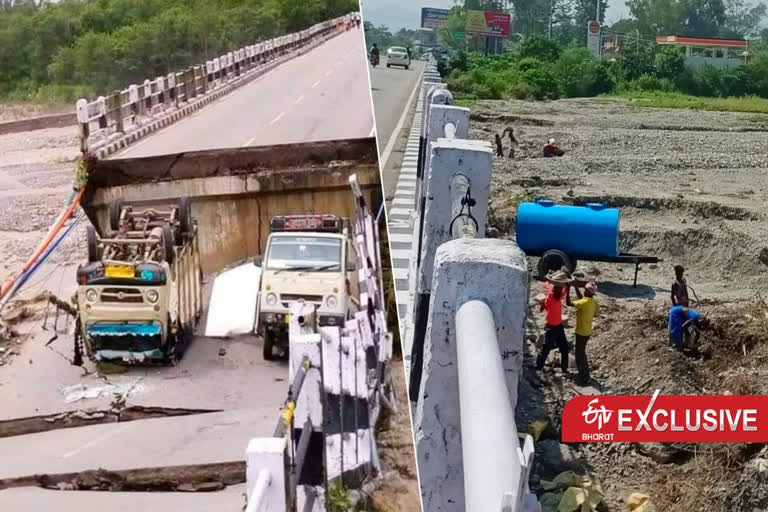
[{"x1": 257, "y1": 214, "x2": 358, "y2": 360}]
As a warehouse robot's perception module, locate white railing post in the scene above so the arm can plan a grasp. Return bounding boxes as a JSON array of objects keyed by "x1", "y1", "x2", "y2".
[
  {"x1": 456, "y1": 300, "x2": 527, "y2": 511},
  {"x1": 414, "y1": 238, "x2": 531, "y2": 512},
  {"x1": 245, "y1": 437, "x2": 288, "y2": 512},
  {"x1": 418, "y1": 139, "x2": 492, "y2": 297}
]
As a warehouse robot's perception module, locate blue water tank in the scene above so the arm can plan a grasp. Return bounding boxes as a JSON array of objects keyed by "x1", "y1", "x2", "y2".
[{"x1": 516, "y1": 199, "x2": 620, "y2": 259}]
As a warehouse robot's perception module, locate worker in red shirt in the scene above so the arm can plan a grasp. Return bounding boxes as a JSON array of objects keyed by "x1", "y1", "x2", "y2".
[
  {"x1": 536, "y1": 272, "x2": 570, "y2": 373},
  {"x1": 543, "y1": 138, "x2": 565, "y2": 158}
]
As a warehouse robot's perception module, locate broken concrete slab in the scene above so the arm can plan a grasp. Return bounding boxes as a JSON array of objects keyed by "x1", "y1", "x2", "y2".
[
  {"x1": 0, "y1": 408, "x2": 274, "y2": 481},
  {"x1": 0, "y1": 483, "x2": 246, "y2": 512}
]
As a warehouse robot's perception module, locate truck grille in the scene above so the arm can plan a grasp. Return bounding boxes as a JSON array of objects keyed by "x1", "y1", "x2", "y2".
[
  {"x1": 100, "y1": 288, "x2": 144, "y2": 304},
  {"x1": 280, "y1": 294, "x2": 323, "y2": 304}
]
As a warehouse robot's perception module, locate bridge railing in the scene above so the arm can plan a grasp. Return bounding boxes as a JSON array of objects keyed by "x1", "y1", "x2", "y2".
[
  {"x1": 245, "y1": 173, "x2": 394, "y2": 512},
  {"x1": 406, "y1": 60, "x2": 541, "y2": 512},
  {"x1": 76, "y1": 14, "x2": 352, "y2": 157}
]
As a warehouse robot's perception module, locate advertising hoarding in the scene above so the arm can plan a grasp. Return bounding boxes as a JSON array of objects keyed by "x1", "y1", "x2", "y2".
[
  {"x1": 421, "y1": 7, "x2": 450, "y2": 28},
  {"x1": 465, "y1": 10, "x2": 511, "y2": 38}
]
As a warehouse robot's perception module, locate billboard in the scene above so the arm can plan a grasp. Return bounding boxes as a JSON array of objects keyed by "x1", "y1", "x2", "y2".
[
  {"x1": 421, "y1": 7, "x2": 450, "y2": 28},
  {"x1": 466, "y1": 10, "x2": 511, "y2": 38}
]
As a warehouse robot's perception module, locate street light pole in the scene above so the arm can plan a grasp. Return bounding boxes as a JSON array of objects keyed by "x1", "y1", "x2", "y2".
[{"x1": 596, "y1": 0, "x2": 600, "y2": 23}]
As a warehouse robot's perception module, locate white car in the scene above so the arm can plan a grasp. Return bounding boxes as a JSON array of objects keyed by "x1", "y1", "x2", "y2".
[{"x1": 387, "y1": 46, "x2": 410, "y2": 69}]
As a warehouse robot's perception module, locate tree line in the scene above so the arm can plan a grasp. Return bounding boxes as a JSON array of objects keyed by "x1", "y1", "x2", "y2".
[
  {"x1": 0, "y1": 0, "x2": 358, "y2": 102},
  {"x1": 440, "y1": 35, "x2": 768, "y2": 102}
]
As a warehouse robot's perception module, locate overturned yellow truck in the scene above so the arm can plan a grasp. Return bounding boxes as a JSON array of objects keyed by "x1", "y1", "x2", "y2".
[
  {"x1": 76, "y1": 138, "x2": 381, "y2": 363},
  {"x1": 76, "y1": 200, "x2": 203, "y2": 363}
]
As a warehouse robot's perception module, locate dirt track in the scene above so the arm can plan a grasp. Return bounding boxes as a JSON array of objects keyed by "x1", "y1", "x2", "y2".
[{"x1": 473, "y1": 97, "x2": 768, "y2": 511}]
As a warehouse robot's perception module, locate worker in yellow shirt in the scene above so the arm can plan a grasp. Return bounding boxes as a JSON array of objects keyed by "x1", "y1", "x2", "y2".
[{"x1": 566, "y1": 281, "x2": 598, "y2": 386}]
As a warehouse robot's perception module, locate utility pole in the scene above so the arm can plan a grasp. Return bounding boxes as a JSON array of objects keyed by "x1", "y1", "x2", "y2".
[
  {"x1": 635, "y1": 28, "x2": 640, "y2": 51},
  {"x1": 596, "y1": 0, "x2": 600, "y2": 23},
  {"x1": 548, "y1": 0, "x2": 554, "y2": 39}
]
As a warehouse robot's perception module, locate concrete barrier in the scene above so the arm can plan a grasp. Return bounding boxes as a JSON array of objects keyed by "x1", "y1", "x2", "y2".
[
  {"x1": 404, "y1": 58, "x2": 541, "y2": 512},
  {"x1": 0, "y1": 112, "x2": 76, "y2": 135}
]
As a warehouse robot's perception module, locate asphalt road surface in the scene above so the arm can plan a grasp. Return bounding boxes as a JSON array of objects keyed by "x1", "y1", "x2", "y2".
[
  {"x1": 369, "y1": 57, "x2": 425, "y2": 165},
  {"x1": 0, "y1": 274, "x2": 286, "y2": 510},
  {"x1": 109, "y1": 27, "x2": 374, "y2": 159}
]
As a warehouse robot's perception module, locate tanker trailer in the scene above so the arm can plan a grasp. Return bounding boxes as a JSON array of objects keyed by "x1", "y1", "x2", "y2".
[{"x1": 516, "y1": 199, "x2": 661, "y2": 286}]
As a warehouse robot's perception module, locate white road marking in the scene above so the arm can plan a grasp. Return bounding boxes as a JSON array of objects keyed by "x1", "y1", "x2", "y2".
[
  {"x1": 380, "y1": 65, "x2": 425, "y2": 169},
  {"x1": 325, "y1": 70, "x2": 333, "y2": 77},
  {"x1": 312, "y1": 80, "x2": 321, "y2": 88},
  {"x1": 294, "y1": 95, "x2": 304, "y2": 104},
  {"x1": 269, "y1": 112, "x2": 285, "y2": 125},
  {"x1": 369, "y1": 124, "x2": 376, "y2": 138},
  {"x1": 242, "y1": 136, "x2": 256, "y2": 147},
  {"x1": 62, "y1": 424, "x2": 132, "y2": 459}
]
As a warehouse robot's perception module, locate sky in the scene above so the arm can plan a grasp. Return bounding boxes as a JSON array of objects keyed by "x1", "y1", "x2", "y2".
[{"x1": 360, "y1": 0, "x2": 640, "y2": 32}]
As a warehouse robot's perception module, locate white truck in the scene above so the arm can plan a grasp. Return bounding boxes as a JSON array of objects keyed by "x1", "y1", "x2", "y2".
[{"x1": 257, "y1": 214, "x2": 358, "y2": 360}]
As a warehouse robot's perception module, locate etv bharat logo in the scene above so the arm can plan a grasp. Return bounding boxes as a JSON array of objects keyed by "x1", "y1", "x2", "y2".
[{"x1": 582, "y1": 398, "x2": 614, "y2": 430}]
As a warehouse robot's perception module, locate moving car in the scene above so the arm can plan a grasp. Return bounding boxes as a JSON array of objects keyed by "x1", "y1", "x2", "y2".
[{"x1": 386, "y1": 46, "x2": 410, "y2": 69}]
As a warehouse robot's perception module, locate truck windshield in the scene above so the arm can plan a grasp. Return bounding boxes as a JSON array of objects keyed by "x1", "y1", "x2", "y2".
[{"x1": 266, "y1": 236, "x2": 342, "y2": 272}]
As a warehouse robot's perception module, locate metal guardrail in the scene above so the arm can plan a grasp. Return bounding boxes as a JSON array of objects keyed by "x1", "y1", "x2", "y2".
[
  {"x1": 406, "y1": 59, "x2": 541, "y2": 512},
  {"x1": 75, "y1": 14, "x2": 352, "y2": 156}
]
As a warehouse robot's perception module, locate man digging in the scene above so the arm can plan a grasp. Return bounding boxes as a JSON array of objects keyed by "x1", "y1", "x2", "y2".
[
  {"x1": 536, "y1": 269, "x2": 571, "y2": 375},
  {"x1": 566, "y1": 281, "x2": 598, "y2": 386}
]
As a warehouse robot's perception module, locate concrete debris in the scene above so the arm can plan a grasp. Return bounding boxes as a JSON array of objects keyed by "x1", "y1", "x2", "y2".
[
  {"x1": 527, "y1": 419, "x2": 552, "y2": 442},
  {"x1": 627, "y1": 493, "x2": 657, "y2": 512},
  {"x1": 540, "y1": 471, "x2": 604, "y2": 512},
  {"x1": 61, "y1": 380, "x2": 146, "y2": 403}
]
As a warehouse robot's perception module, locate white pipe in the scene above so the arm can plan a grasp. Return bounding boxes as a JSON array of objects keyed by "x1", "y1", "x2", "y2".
[
  {"x1": 456, "y1": 300, "x2": 522, "y2": 512},
  {"x1": 246, "y1": 469, "x2": 272, "y2": 512}
]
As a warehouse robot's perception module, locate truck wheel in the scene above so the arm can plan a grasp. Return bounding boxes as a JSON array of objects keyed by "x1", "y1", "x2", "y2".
[
  {"x1": 538, "y1": 250, "x2": 572, "y2": 278},
  {"x1": 108, "y1": 199, "x2": 123, "y2": 231},
  {"x1": 161, "y1": 225, "x2": 175, "y2": 264},
  {"x1": 263, "y1": 329, "x2": 275, "y2": 361},
  {"x1": 87, "y1": 226, "x2": 99, "y2": 263},
  {"x1": 179, "y1": 197, "x2": 193, "y2": 238}
]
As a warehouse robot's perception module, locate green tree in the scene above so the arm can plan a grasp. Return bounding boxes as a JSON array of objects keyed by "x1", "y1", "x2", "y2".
[
  {"x1": 517, "y1": 35, "x2": 561, "y2": 62},
  {"x1": 722, "y1": 0, "x2": 767, "y2": 38},
  {"x1": 437, "y1": 6, "x2": 467, "y2": 51},
  {"x1": 655, "y1": 45, "x2": 684, "y2": 79}
]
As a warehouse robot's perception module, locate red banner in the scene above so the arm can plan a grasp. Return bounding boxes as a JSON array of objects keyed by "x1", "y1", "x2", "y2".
[{"x1": 562, "y1": 391, "x2": 768, "y2": 442}]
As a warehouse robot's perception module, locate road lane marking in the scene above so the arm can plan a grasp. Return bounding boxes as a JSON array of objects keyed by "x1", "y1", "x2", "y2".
[
  {"x1": 380, "y1": 64, "x2": 425, "y2": 169},
  {"x1": 269, "y1": 112, "x2": 285, "y2": 125},
  {"x1": 62, "y1": 424, "x2": 132, "y2": 459},
  {"x1": 325, "y1": 70, "x2": 333, "y2": 77},
  {"x1": 242, "y1": 137, "x2": 256, "y2": 147},
  {"x1": 369, "y1": 124, "x2": 376, "y2": 138},
  {"x1": 312, "y1": 80, "x2": 321, "y2": 88},
  {"x1": 294, "y1": 95, "x2": 304, "y2": 104}
]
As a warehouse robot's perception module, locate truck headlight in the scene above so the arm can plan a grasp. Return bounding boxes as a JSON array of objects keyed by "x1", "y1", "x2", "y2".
[
  {"x1": 266, "y1": 293, "x2": 278, "y2": 306},
  {"x1": 145, "y1": 289, "x2": 159, "y2": 303},
  {"x1": 326, "y1": 295, "x2": 338, "y2": 309},
  {"x1": 85, "y1": 288, "x2": 98, "y2": 303}
]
